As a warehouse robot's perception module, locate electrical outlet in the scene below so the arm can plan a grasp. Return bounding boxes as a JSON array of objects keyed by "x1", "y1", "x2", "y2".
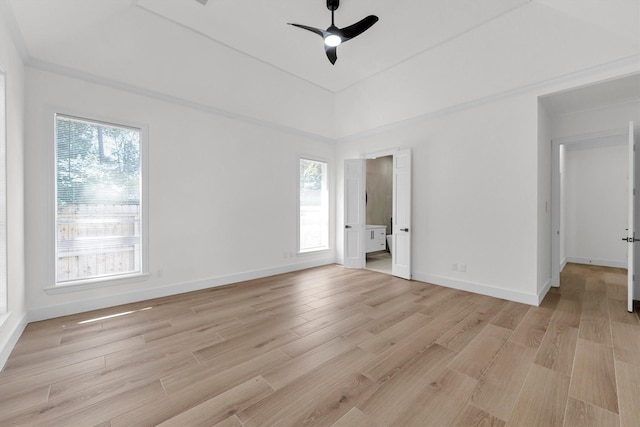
[
  {"x1": 452, "y1": 263, "x2": 458, "y2": 271},
  {"x1": 460, "y1": 264, "x2": 467, "y2": 273}
]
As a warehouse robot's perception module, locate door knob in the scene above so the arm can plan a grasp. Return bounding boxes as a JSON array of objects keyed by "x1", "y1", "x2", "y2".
[
  {"x1": 345, "y1": 225, "x2": 352, "y2": 229},
  {"x1": 400, "y1": 228, "x2": 409, "y2": 232}
]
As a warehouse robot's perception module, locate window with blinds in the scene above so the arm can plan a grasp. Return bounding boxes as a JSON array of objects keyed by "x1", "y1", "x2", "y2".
[
  {"x1": 0, "y1": 71, "x2": 6, "y2": 314},
  {"x1": 55, "y1": 114, "x2": 143, "y2": 284},
  {"x1": 299, "y1": 157, "x2": 329, "y2": 252}
]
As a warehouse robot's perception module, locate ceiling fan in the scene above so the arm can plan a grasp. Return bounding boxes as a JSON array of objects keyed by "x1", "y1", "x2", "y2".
[{"x1": 288, "y1": 0, "x2": 379, "y2": 65}]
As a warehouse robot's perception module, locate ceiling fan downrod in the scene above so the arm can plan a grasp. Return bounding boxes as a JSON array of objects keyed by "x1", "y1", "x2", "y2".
[{"x1": 327, "y1": 0, "x2": 338, "y2": 25}]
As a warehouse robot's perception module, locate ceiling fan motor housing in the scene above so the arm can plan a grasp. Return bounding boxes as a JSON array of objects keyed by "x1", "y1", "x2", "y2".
[{"x1": 327, "y1": 0, "x2": 339, "y2": 12}]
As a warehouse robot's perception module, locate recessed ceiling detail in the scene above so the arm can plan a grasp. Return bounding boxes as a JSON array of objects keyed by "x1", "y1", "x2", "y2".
[
  {"x1": 8, "y1": 0, "x2": 637, "y2": 96},
  {"x1": 135, "y1": 0, "x2": 531, "y2": 92}
]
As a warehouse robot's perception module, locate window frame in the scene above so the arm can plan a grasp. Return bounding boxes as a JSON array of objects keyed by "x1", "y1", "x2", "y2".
[
  {"x1": 47, "y1": 110, "x2": 149, "y2": 293},
  {"x1": 297, "y1": 155, "x2": 331, "y2": 255}
]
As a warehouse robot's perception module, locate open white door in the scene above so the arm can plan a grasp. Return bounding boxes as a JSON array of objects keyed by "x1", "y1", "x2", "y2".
[
  {"x1": 628, "y1": 121, "x2": 637, "y2": 312},
  {"x1": 392, "y1": 149, "x2": 412, "y2": 279},
  {"x1": 344, "y1": 159, "x2": 365, "y2": 269}
]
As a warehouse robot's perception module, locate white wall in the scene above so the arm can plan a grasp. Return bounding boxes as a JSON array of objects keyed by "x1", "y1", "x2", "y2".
[
  {"x1": 335, "y1": 66, "x2": 639, "y2": 305},
  {"x1": 551, "y1": 99, "x2": 640, "y2": 140},
  {"x1": 337, "y1": 94, "x2": 542, "y2": 304},
  {"x1": 19, "y1": 5, "x2": 336, "y2": 140},
  {"x1": 0, "y1": 1, "x2": 27, "y2": 369},
  {"x1": 537, "y1": 102, "x2": 552, "y2": 292},
  {"x1": 563, "y1": 138, "x2": 628, "y2": 267},
  {"x1": 24, "y1": 68, "x2": 336, "y2": 320},
  {"x1": 331, "y1": 0, "x2": 637, "y2": 302},
  {"x1": 334, "y1": 2, "x2": 638, "y2": 139},
  {"x1": 332, "y1": 0, "x2": 640, "y2": 303}
]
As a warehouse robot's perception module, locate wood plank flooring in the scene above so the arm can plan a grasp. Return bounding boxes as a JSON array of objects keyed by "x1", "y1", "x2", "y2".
[{"x1": 1, "y1": 263, "x2": 638, "y2": 426}]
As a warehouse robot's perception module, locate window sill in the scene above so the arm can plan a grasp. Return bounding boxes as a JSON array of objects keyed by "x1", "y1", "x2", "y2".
[{"x1": 45, "y1": 272, "x2": 151, "y2": 295}]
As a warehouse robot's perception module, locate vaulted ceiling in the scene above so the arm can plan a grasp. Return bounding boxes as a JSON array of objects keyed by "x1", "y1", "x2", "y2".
[
  {"x1": 4, "y1": 0, "x2": 639, "y2": 137},
  {"x1": 8, "y1": 0, "x2": 638, "y2": 92},
  {"x1": 134, "y1": 0, "x2": 536, "y2": 92}
]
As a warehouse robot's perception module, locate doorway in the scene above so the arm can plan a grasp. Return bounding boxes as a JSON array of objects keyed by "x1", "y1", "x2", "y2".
[
  {"x1": 365, "y1": 155, "x2": 393, "y2": 275},
  {"x1": 551, "y1": 125, "x2": 638, "y2": 311},
  {"x1": 344, "y1": 149, "x2": 412, "y2": 279},
  {"x1": 544, "y1": 74, "x2": 640, "y2": 312}
]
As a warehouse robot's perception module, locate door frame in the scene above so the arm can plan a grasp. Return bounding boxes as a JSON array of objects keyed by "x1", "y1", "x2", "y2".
[
  {"x1": 628, "y1": 121, "x2": 637, "y2": 312},
  {"x1": 550, "y1": 127, "x2": 631, "y2": 287},
  {"x1": 344, "y1": 147, "x2": 412, "y2": 279}
]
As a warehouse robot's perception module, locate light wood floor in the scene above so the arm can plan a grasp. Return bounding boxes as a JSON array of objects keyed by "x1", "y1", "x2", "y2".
[{"x1": 1, "y1": 263, "x2": 639, "y2": 426}]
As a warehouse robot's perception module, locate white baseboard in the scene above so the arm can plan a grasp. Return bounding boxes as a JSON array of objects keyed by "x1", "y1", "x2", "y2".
[
  {"x1": 0, "y1": 312, "x2": 28, "y2": 372},
  {"x1": 29, "y1": 258, "x2": 336, "y2": 323},
  {"x1": 412, "y1": 272, "x2": 541, "y2": 306},
  {"x1": 538, "y1": 279, "x2": 553, "y2": 305},
  {"x1": 566, "y1": 257, "x2": 626, "y2": 269},
  {"x1": 560, "y1": 258, "x2": 568, "y2": 272}
]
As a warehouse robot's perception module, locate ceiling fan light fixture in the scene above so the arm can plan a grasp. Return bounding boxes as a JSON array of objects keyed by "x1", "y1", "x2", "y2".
[
  {"x1": 289, "y1": 0, "x2": 378, "y2": 64},
  {"x1": 324, "y1": 34, "x2": 342, "y2": 47}
]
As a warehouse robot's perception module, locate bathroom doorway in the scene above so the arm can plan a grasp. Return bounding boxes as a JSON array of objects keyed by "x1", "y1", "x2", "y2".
[
  {"x1": 344, "y1": 148, "x2": 411, "y2": 278},
  {"x1": 365, "y1": 155, "x2": 393, "y2": 274}
]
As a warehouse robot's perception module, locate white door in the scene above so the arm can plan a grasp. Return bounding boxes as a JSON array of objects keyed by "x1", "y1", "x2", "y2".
[
  {"x1": 344, "y1": 159, "x2": 365, "y2": 269},
  {"x1": 392, "y1": 149, "x2": 412, "y2": 279},
  {"x1": 628, "y1": 121, "x2": 637, "y2": 312}
]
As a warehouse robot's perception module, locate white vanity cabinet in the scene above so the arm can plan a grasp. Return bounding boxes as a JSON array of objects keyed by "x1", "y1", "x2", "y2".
[{"x1": 366, "y1": 225, "x2": 387, "y2": 253}]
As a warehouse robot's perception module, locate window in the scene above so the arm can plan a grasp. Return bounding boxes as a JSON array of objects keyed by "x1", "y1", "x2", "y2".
[
  {"x1": 55, "y1": 114, "x2": 143, "y2": 285},
  {"x1": 299, "y1": 157, "x2": 329, "y2": 252},
  {"x1": 0, "y1": 70, "x2": 6, "y2": 314}
]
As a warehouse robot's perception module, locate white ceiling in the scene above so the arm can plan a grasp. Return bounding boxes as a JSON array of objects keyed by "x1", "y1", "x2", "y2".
[
  {"x1": 5, "y1": 0, "x2": 639, "y2": 105},
  {"x1": 132, "y1": 0, "x2": 531, "y2": 92}
]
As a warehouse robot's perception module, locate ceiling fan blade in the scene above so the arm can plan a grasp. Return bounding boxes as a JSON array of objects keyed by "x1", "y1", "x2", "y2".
[
  {"x1": 325, "y1": 45, "x2": 337, "y2": 65},
  {"x1": 288, "y1": 23, "x2": 326, "y2": 38},
  {"x1": 340, "y1": 15, "x2": 379, "y2": 42}
]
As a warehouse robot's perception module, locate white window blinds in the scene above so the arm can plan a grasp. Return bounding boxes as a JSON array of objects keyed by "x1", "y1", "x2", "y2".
[{"x1": 55, "y1": 114, "x2": 142, "y2": 284}]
